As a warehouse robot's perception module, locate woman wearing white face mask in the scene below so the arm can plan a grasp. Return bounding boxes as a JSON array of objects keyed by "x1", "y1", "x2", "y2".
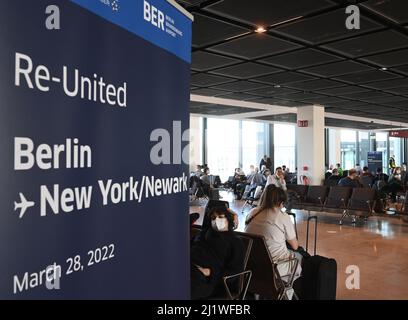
[{"x1": 190, "y1": 208, "x2": 245, "y2": 300}]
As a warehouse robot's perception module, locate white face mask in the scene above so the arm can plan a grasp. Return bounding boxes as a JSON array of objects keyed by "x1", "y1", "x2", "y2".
[{"x1": 212, "y1": 217, "x2": 228, "y2": 232}]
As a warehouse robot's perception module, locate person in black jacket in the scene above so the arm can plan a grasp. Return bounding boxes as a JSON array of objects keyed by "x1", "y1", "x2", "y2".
[
  {"x1": 191, "y1": 207, "x2": 245, "y2": 300},
  {"x1": 327, "y1": 168, "x2": 341, "y2": 184}
]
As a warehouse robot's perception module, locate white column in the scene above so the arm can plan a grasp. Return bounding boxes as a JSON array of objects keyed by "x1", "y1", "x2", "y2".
[
  {"x1": 189, "y1": 116, "x2": 202, "y2": 172},
  {"x1": 328, "y1": 128, "x2": 341, "y2": 167},
  {"x1": 296, "y1": 106, "x2": 325, "y2": 185}
]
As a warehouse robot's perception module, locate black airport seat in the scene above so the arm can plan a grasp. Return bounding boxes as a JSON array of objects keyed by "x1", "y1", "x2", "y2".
[
  {"x1": 301, "y1": 186, "x2": 329, "y2": 212},
  {"x1": 286, "y1": 184, "x2": 308, "y2": 205},
  {"x1": 360, "y1": 176, "x2": 374, "y2": 188},
  {"x1": 340, "y1": 188, "x2": 377, "y2": 225},
  {"x1": 221, "y1": 234, "x2": 253, "y2": 300},
  {"x1": 324, "y1": 179, "x2": 340, "y2": 187},
  {"x1": 237, "y1": 232, "x2": 285, "y2": 300},
  {"x1": 403, "y1": 192, "x2": 408, "y2": 214},
  {"x1": 324, "y1": 186, "x2": 352, "y2": 213}
]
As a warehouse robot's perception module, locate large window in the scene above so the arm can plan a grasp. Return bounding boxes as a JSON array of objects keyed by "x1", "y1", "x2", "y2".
[
  {"x1": 358, "y1": 131, "x2": 370, "y2": 168},
  {"x1": 376, "y1": 132, "x2": 388, "y2": 172},
  {"x1": 341, "y1": 130, "x2": 357, "y2": 170},
  {"x1": 189, "y1": 116, "x2": 203, "y2": 172},
  {"x1": 242, "y1": 121, "x2": 268, "y2": 173},
  {"x1": 207, "y1": 118, "x2": 240, "y2": 181},
  {"x1": 206, "y1": 119, "x2": 268, "y2": 180},
  {"x1": 274, "y1": 124, "x2": 296, "y2": 172}
]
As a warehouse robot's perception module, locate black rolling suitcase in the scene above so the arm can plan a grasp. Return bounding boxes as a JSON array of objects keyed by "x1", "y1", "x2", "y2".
[
  {"x1": 300, "y1": 255, "x2": 337, "y2": 300},
  {"x1": 294, "y1": 215, "x2": 338, "y2": 300}
]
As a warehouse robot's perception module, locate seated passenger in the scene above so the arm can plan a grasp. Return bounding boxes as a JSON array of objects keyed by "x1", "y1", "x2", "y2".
[
  {"x1": 373, "y1": 167, "x2": 389, "y2": 185},
  {"x1": 327, "y1": 168, "x2": 341, "y2": 183},
  {"x1": 235, "y1": 167, "x2": 246, "y2": 177},
  {"x1": 386, "y1": 167, "x2": 404, "y2": 201},
  {"x1": 325, "y1": 165, "x2": 333, "y2": 180},
  {"x1": 266, "y1": 167, "x2": 287, "y2": 191},
  {"x1": 245, "y1": 185, "x2": 302, "y2": 281},
  {"x1": 338, "y1": 169, "x2": 362, "y2": 188},
  {"x1": 250, "y1": 167, "x2": 266, "y2": 187},
  {"x1": 361, "y1": 166, "x2": 373, "y2": 177},
  {"x1": 195, "y1": 165, "x2": 203, "y2": 177},
  {"x1": 246, "y1": 165, "x2": 256, "y2": 181},
  {"x1": 191, "y1": 207, "x2": 245, "y2": 300},
  {"x1": 263, "y1": 169, "x2": 271, "y2": 179},
  {"x1": 200, "y1": 168, "x2": 212, "y2": 195}
]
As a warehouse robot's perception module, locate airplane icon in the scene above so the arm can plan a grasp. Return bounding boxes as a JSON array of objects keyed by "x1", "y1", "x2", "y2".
[{"x1": 14, "y1": 193, "x2": 35, "y2": 219}]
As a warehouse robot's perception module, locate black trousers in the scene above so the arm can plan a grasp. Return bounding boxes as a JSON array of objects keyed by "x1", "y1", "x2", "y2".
[{"x1": 191, "y1": 266, "x2": 217, "y2": 300}]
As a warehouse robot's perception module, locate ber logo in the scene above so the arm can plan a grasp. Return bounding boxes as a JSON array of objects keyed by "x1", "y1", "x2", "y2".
[{"x1": 143, "y1": 0, "x2": 165, "y2": 31}]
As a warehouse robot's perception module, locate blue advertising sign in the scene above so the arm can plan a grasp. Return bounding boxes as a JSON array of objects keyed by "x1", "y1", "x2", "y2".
[
  {"x1": 367, "y1": 151, "x2": 383, "y2": 174},
  {"x1": 0, "y1": 0, "x2": 192, "y2": 299}
]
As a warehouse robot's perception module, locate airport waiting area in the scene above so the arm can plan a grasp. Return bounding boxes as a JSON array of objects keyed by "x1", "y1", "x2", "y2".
[{"x1": 185, "y1": 0, "x2": 408, "y2": 300}]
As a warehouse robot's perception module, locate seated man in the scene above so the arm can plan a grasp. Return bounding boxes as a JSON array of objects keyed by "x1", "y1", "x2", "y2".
[
  {"x1": 200, "y1": 167, "x2": 213, "y2": 196},
  {"x1": 266, "y1": 167, "x2": 287, "y2": 190},
  {"x1": 361, "y1": 166, "x2": 373, "y2": 177},
  {"x1": 191, "y1": 207, "x2": 244, "y2": 300},
  {"x1": 338, "y1": 169, "x2": 362, "y2": 188},
  {"x1": 327, "y1": 168, "x2": 341, "y2": 183},
  {"x1": 250, "y1": 167, "x2": 266, "y2": 187},
  {"x1": 386, "y1": 167, "x2": 404, "y2": 202},
  {"x1": 195, "y1": 165, "x2": 203, "y2": 177},
  {"x1": 373, "y1": 167, "x2": 389, "y2": 184}
]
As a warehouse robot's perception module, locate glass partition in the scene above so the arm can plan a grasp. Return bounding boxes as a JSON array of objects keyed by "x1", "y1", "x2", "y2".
[
  {"x1": 341, "y1": 130, "x2": 357, "y2": 170},
  {"x1": 242, "y1": 121, "x2": 268, "y2": 173},
  {"x1": 207, "y1": 118, "x2": 240, "y2": 181}
]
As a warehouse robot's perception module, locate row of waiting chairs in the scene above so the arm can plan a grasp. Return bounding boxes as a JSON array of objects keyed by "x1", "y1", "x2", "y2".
[{"x1": 287, "y1": 184, "x2": 408, "y2": 224}]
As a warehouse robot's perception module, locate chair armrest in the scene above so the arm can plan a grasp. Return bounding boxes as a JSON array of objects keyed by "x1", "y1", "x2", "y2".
[
  {"x1": 275, "y1": 257, "x2": 299, "y2": 286},
  {"x1": 223, "y1": 270, "x2": 252, "y2": 281},
  {"x1": 223, "y1": 270, "x2": 252, "y2": 300},
  {"x1": 275, "y1": 256, "x2": 297, "y2": 266}
]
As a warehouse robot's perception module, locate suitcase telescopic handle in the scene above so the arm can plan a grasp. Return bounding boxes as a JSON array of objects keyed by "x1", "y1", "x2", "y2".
[{"x1": 306, "y1": 215, "x2": 318, "y2": 255}]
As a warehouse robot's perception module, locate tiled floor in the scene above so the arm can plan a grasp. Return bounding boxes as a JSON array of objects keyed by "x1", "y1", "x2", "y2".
[{"x1": 190, "y1": 191, "x2": 408, "y2": 300}]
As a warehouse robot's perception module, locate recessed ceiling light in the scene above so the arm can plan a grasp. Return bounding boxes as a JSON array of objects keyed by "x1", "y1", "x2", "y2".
[{"x1": 255, "y1": 26, "x2": 267, "y2": 33}]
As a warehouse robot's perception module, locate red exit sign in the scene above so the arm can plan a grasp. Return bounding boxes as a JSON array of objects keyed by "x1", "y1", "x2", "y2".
[
  {"x1": 389, "y1": 130, "x2": 408, "y2": 138},
  {"x1": 297, "y1": 120, "x2": 309, "y2": 127}
]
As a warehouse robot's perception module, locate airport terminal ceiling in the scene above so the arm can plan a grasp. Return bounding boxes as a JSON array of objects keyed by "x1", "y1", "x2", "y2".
[{"x1": 178, "y1": 0, "x2": 408, "y2": 130}]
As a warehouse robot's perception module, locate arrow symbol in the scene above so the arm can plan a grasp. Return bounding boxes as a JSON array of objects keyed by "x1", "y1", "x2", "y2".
[{"x1": 14, "y1": 193, "x2": 35, "y2": 219}]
